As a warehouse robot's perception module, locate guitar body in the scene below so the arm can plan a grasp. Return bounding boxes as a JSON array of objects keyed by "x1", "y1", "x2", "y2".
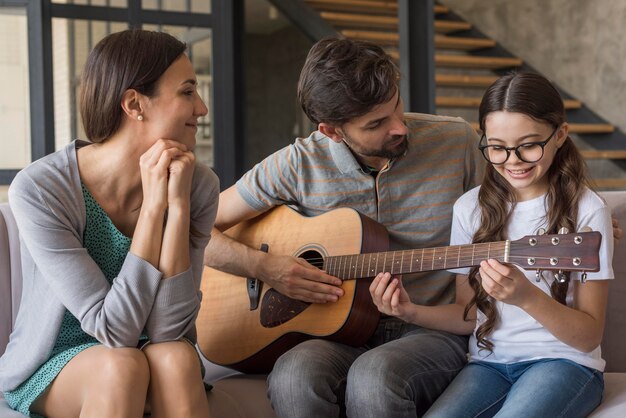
[{"x1": 197, "y1": 206, "x2": 389, "y2": 373}]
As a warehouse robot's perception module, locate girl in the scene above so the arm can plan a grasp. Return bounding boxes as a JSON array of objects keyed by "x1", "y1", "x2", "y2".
[
  {"x1": 370, "y1": 72, "x2": 614, "y2": 417},
  {"x1": 424, "y1": 72, "x2": 614, "y2": 416},
  {"x1": 0, "y1": 30, "x2": 219, "y2": 417}
]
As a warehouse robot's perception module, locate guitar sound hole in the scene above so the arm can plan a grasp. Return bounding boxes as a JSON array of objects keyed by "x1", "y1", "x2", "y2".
[{"x1": 299, "y1": 250, "x2": 324, "y2": 270}]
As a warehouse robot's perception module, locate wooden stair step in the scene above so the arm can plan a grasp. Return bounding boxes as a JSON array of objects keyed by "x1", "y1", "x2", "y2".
[
  {"x1": 435, "y1": 20, "x2": 472, "y2": 34},
  {"x1": 581, "y1": 150, "x2": 626, "y2": 159},
  {"x1": 341, "y1": 30, "x2": 495, "y2": 50},
  {"x1": 591, "y1": 178, "x2": 626, "y2": 189},
  {"x1": 436, "y1": 96, "x2": 482, "y2": 107},
  {"x1": 435, "y1": 54, "x2": 522, "y2": 69},
  {"x1": 435, "y1": 34, "x2": 496, "y2": 50},
  {"x1": 469, "y1": 122, "x2": 615, "y2": 134},
  {"x1": 568, "y1": 123, "x2": 615, "y2": 134},
  {"x1": 341, "y1": 29, "x2": 398, "y2": 45},
  {"x1": 437, "y1": 97, "x2": 582, "y2": 109},
  {"x1": 319, "y1": 11, "x2": 398, "y2": 29},
  {"x1": 319, "y1": 12, "x2": 470, "y2": 33},
  {"x1": 436, "y1": 74, "x2": 498, "y2": 88},
  {"x1": 305, "y1": 0, "x2": 449, "y2": 15}
]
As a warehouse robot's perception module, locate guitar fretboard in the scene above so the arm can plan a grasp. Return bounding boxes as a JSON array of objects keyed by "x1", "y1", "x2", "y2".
[{"x1": 323, "y1": 241, "x2": 510, "y2": 280}]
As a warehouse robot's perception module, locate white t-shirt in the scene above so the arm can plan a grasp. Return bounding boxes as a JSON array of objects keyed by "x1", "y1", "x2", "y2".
[{"x1": 450, "y1": 186, "x2": 614, "y2": 371}]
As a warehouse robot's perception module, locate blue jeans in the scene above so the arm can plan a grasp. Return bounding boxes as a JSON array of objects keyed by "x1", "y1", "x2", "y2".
[
  {"x1": 424, "y1": 358, "x2": 604, "y2": 418},
  {"x1": 267, "y1": 318, "x2": 468, "y2": 418}
]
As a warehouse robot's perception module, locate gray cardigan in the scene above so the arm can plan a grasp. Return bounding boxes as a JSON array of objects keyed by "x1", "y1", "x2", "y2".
[{"x1": 0, "y1": 140, "x2": 219, "y2": 391}]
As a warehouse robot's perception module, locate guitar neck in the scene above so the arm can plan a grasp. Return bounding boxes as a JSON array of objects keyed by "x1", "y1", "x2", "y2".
[{"x1": 324, "y1": 241, "x2": 509, "y2": 280}]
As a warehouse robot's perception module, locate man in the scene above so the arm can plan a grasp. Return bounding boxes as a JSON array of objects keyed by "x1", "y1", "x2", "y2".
[{"x1": 205, "y1": 37, "x2": 483, "y2": 417}]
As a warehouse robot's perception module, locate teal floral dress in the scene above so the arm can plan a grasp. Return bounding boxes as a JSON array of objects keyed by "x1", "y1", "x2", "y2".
[{"x1": 4, "y1": 184, "x2": 135, "y2": 417}]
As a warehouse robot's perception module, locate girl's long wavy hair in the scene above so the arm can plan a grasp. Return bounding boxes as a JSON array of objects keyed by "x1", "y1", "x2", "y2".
[{"x1": 465, "y1": 72, "x2": 591, "y2": 352}]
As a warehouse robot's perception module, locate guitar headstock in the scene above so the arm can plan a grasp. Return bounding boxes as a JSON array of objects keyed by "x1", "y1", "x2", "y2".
[{"x1": 509, "y1": 231, "x2": 601, "y2": 272}]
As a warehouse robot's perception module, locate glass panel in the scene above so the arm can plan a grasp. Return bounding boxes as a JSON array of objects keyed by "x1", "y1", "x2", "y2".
[
  {"x1": 144, "y1": 24, "x2": 214, "y2": 167},
  {"x1": 52, "y1": 0, "x2": 128, "y2": 6},
  {"x1": 244, "y1": 0, "x2": 313, "y2": 168},
  {"x1": 142, "y1": 0, "x2": 211, "y2": 14},
  {"x1": 0, "y1": 7, "x2": 30, "y2": 170},
  {"x1": 52, "y1": 18, "x2": 128, "y2": 150}
]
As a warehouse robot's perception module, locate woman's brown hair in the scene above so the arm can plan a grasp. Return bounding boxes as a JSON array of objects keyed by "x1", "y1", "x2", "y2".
[
  {"x1": 79, "y1": 30, "x2": 186, "y2": 143},
  {"x1": 465, "y1": 72, "x2": 591, "y2": 352}
]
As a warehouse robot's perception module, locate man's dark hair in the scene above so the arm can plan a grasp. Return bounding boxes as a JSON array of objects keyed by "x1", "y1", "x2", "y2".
[{"x1": 297, "y1": 37, "x2": 399, "y2": 126}]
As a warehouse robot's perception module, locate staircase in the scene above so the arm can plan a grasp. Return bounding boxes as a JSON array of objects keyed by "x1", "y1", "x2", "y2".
[{"x1": 302, "y1": 0, "x2": 626, "y2": 190}]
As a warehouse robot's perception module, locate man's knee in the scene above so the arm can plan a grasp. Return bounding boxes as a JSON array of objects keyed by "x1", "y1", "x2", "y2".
[{"x1": 269, "y1": 340, "x2": 337, "y2": 390}]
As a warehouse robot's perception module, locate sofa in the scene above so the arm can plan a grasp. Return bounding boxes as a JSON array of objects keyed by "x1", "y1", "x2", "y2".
[{"x1": 1, "y1": 191, "x2": 626, "y2": 417}]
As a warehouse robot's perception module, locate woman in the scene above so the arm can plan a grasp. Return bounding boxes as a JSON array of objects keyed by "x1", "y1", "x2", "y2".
[{"x1": 0, "y1": 29, "x2": 219, "y2": 417}]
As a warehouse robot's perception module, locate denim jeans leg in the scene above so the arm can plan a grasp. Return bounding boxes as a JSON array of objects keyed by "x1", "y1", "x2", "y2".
[
  {"x1": 496, "y1": 359, "x2": 604, "y2": 418},
  {"x1": 267, "y1": 339, "x2": 366, "y2": 418},
  {"x1": 345, "y1": 327, "x2": 468, "y2": 418},
  {"x1": 424, "y1": 362, "x2": 512, "y2": 418}
]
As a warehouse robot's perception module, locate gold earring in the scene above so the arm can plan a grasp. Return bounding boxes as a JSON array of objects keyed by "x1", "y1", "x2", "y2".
[{"x1": 137, "y1": 115, "x2": 144, "y2": 121}]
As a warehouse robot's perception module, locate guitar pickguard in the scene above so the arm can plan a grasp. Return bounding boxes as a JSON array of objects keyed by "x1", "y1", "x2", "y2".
[{"x1": 260, "y1": 289, "x2": 311, "y2": 328}]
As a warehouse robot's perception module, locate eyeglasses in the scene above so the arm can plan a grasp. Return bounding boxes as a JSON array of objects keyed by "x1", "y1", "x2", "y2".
[{"x1": 478, "y1": 126, "x2": 559, "y2": 165}]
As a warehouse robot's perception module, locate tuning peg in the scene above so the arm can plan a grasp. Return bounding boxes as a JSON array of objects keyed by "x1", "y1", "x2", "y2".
[
  {"x1": 579, "y1": 226, "x2": 592, "y2": 233},
  {"x1": 536, "y1": 228, "x2": 546, "y2": 235},
  {"x1": 554, "y1": 270, "x2": 568, "y2": 284},
  {"x1": 581, "y1": 272, "x2": 588, "y2": 283},
  {"x1": 535, "y1": 270, "x2": 542, "y2": 283},
  {"x1": 558, "y1": 227, "x2": 569, "y2": 235}
]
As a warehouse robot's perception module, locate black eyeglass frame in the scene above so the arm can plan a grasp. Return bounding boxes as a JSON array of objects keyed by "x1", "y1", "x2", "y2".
[{"x1": 478, "y1": 126, "x2": 559, "y2": 165}]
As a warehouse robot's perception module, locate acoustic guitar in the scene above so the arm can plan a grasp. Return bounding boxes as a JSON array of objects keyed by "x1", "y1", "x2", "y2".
[{"x1": 197, "y1": 205, "x2": 601, "y2": 373}]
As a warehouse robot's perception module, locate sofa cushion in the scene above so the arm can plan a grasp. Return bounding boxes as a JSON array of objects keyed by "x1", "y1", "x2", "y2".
[{"x1": 589, "y1": 373, "x2": 626, "y2": 417}]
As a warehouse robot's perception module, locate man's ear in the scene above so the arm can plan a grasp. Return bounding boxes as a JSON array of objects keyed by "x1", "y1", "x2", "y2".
[
  {"x1": 120, "y1": 88, "x2": 144, "y2": 121},
  {"x1": 319, "y1": 123, "x2": 344, "y2": 143}
]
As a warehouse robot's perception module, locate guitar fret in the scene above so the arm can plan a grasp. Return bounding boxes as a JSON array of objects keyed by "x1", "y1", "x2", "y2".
[
  {"x1": 457, "y1": 245, "x2": 461, "y2": 268},
  {"x1": 374, "y1": 253, "x2": 380, "y2": 274},
  {"x1": 339, "y1": 256, "x2": 348, "y2": 280},
  {"x1": 420, "y1": 248, "x2": 424, "y2": 272},
  {"x1": 383, "y1": 252, "x2": 388, "y2": 274},
  {"x1": 400, "y1": 250, "x2": 405, "y2": 274},
  {"x1": 444, "y1": 246, "x2": 449, "y2": 269},
  {"x1": 431, "y1": 248, "x2": 435, "y2": 271},
  {"x1": 360, "y1": 254, "x2": 365, "y2": 278},
  {"x1": 472, "y1": 244, "x2": 476, "y2": 266}
]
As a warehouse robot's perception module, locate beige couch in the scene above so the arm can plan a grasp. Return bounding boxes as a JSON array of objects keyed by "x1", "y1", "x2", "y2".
[{"x1": 2, "y1": 191, "x2": 626, "y2": 417}]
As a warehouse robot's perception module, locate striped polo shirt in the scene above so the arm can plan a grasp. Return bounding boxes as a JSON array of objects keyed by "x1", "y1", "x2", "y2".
[{"x1": 236, "y1": 113, "x2": 484, "y2": 306}]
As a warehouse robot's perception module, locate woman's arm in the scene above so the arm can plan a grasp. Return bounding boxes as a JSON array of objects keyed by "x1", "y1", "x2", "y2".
[{"x1": 158, "y1": 150, "x2": 195, "y2": 278}]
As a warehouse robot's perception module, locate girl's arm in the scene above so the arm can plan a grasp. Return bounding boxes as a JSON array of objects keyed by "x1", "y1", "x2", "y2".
[
  {"x1": 479, "y1": 260, "x2": 609, "y2": 352},
  {"x1": 369, "y1": 272, "x2": 476, "y2": 335}
]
